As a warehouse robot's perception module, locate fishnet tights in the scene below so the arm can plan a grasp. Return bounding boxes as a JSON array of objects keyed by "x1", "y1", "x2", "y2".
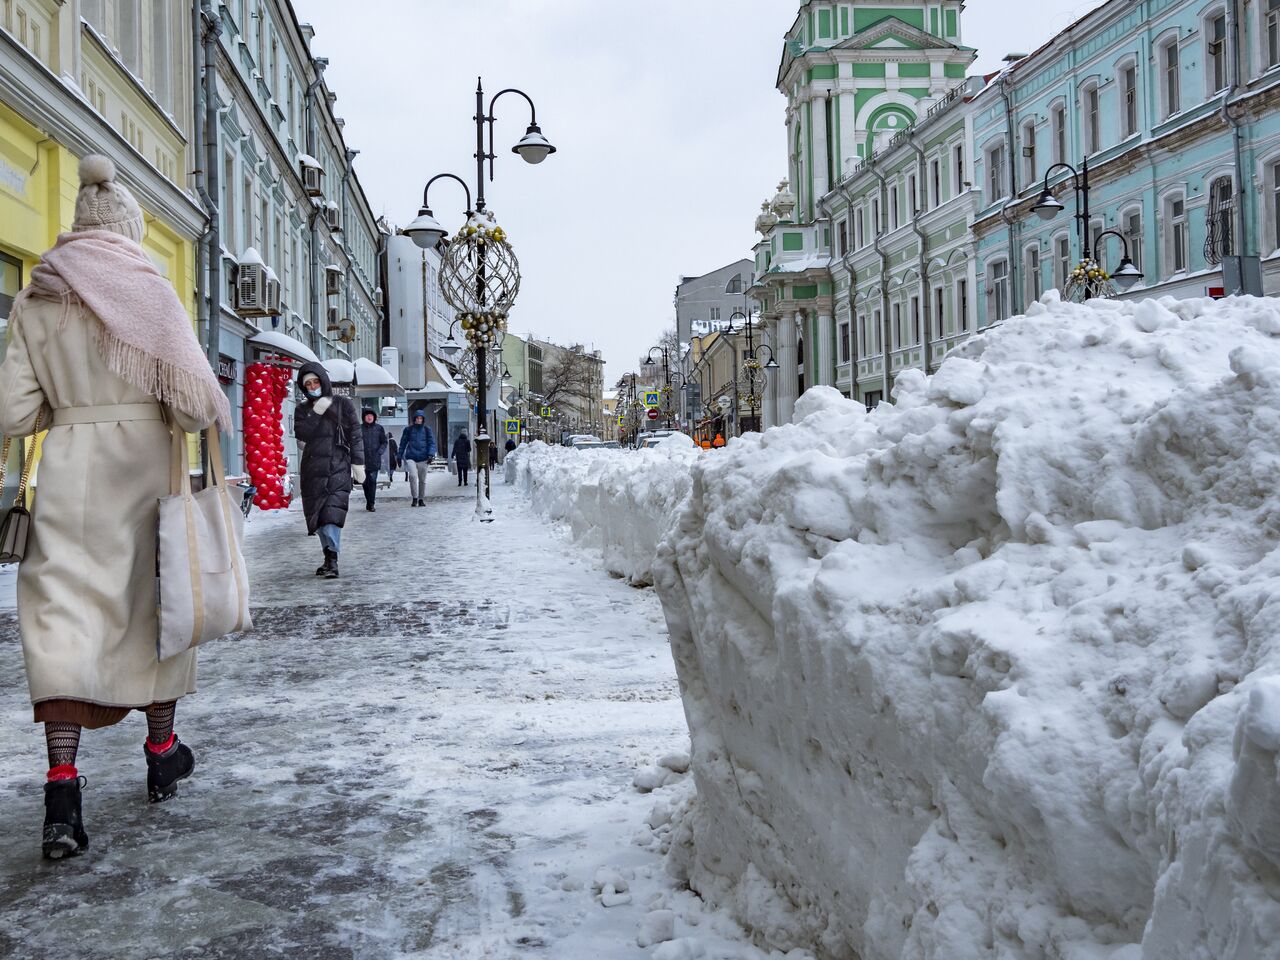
[
  {"x1": 145, "y1": 700, "x2": 177, "y2": 746},
  {"x1": 44, "y1": 722, "x2": 81, "y2": 768}
]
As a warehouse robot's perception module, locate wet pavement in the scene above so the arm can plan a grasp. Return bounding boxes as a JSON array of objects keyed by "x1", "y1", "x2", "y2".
[{"x1": 0, "y1": 468, "x2": 687, "y2": 958}]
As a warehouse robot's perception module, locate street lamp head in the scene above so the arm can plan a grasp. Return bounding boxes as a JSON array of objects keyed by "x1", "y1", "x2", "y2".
[
  {"x1": 1112, "y1": 256, "x2": 1144, "y2": 291},
  {"x1": 405, "y1": 206, "x2": 448, "y2": 249},
  {"x1": 441, "y1": 333, "x2": 463, "y2": 358},
  {"x1": 513, "y1": 123, "x2": 556, "y2": 164},
  {"x1": 1031, "y1": 191, "x2": 1065, "y2": 221},
  {"x1": 764, "y1": 356, "x2": 779, "y2": 370},
  {"x1": 643, "y1": 355, "x2": 656, "y2": 366}
]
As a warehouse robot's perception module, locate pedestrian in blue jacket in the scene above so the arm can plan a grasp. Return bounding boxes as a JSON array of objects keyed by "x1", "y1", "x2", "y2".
[{"x1": 400, "y1": 412, "x2": 436, "y2": 507}]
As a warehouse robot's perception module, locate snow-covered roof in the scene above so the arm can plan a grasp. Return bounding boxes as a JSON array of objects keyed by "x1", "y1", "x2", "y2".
[{"x1": 248, "y1": 330, "x2": 319, "y2": 364}]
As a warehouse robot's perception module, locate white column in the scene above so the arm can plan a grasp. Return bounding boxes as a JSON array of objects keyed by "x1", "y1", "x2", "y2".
[
  {"x1": 777, "y1": 310, "x2": 799, "y2": 424},
  {"x1": 816, "y1": 311, "x2": 834, "y2": 387}
]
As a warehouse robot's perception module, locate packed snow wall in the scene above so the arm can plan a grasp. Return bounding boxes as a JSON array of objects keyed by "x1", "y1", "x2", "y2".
[
  {"x1": 509, "y1": 437, "x2": 700, "y2": 586},
  {"x1": 655, "y1": 294, "x2": 1280, "y2": 959}
]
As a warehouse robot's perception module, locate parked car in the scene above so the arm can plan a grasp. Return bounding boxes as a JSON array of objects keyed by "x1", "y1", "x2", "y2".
[
  {"x1": 569, "y1": 437, "x2": 605, "y2": 450},
  {"x1": 601, "y1": 440, "x2": 621, "y2": 449},
  {"x1": 638, "y1": 430, "x2": 686, "y2": 449}
]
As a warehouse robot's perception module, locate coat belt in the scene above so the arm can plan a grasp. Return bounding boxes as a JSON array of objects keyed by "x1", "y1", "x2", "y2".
[{"x1": 51, "y1": 404, "x2": 164, "y2": 427}]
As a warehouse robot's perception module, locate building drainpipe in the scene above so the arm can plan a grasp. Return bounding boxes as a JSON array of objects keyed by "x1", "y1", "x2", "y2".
[
  {"x1": 869, "y1": 158, "x2": 892, "y2": 400},
  {"x1": 1222, "y1": 0, "x2": 1254, "y2": 289},
  {"x1": 197, "y1": 0, "x2": 221, "y2": 374},
  {"x1": 996, "y1": 72, "x2": 1023, "y2": 317},
  {"x1": 908, "y1": 137, "x2": 933, "y2": 372},
  {"x1": 305, "y1": 62, "x2": 327, "y2": 355},
  {"x1": 341, "y1": 149, "x2": 357, "y2": 354},
  {"x1": 837, "y1": 181, "x2": 861, "y2": 400}
]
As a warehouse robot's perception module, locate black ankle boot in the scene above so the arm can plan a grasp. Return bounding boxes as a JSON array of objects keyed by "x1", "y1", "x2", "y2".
[
  {"x1": 324, "y1": 552, "x2": 340, "y2": 578},
  {"x1": 316, "y1": 548, "x2": 337, "y2": 576},
  {"x1": 43, "y1": 777, "x2": 89, "y2": 860},
  {"x1": 145, "y1": 737, "x2": 195, "y2": 804}
]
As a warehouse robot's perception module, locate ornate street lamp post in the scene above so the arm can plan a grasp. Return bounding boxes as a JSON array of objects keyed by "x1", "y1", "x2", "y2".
[
  {"x1": 405, "y1": 78, "x2": 556, "y2": 520},
  {"x1": 1031, "y1": 158, "x2": 1143, "y2": 301},
  {"x1": 724, "y1": 309, "x2": 778, "y2": 435}
]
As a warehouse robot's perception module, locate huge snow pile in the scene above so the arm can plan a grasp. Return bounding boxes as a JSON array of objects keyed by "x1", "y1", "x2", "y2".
[
  {"x1": 654, "y1": 293, "x2": 1280, "y2": 959},
  {"x1": 510, "y1": 436, "x2": 699, "y2": 586}
]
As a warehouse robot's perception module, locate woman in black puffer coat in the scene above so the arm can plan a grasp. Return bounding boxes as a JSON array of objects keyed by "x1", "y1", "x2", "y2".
[{"x1": 294, "y1": 362, "x2": 364, "y2": 578}]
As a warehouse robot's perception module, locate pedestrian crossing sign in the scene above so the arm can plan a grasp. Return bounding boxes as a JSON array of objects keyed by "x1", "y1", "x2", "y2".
[
  {"x1": 644, "y1": 391, "x2": 660, "y2": 407},
  {"x1": 505, "y1": 419, "x2": 519, "y2": 435},
  {"x1": 540, "y1": 405, "x2": 551, "y2": 417},
  {"x1": 617, "y1": 415, "x2": 625, "y2": 425}
]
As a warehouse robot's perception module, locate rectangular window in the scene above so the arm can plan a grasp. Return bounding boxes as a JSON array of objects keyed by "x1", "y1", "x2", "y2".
[
  {"x1": 243, "y1": 176, "x2": 253, "y2": 251},
  {"x1": 1170, "y1": 196, "x2": 1188, "y2": 272},
  {"x1": 1273, "y1": 161, "x2": 1280, "y2": 247},
  {"x1": 910, "y1": 295, "x2": 921, "y2": 345},
  {"x1": 838, "y1": 220, "x2": 848, "y2": 257},
  {"x1": 1164, "y1": 41, "x2": 1181, "y2": 116},
  {"x1": 908, "y1": 173, "x2": 918, "y2": 215},
  {"x1": 1085, "y1": 86, "x2": 1101, "y2": 153},
  {"x1": 933, "y1": 286, "x2": 944, "y2": 339},
  {"x1": 958, "y1": 279, "x2": 969, "y2": 332},
  {"x1": 855, "y1": 208, "x2": 865, "y2": 247},
  {"x1": 954, "y1": 143, "x2": 965, "y2": 194},
  {"x1": 1123, "y1": 210, "x2": 1143, "y2": 273},
  {"x1": 0, "y1": 250, "x2": 22, "y2": 322},
  {"x1": 987, "y1": 143, "x2": 1006, "y2": 202},
  {"x1": 892, "y1": 302, "x2": 902, "y2": 348},
  {"x1": 872, "y1": 308, "x2": 883, "y2": 353},
  {"x1": 1208, "y1": 14, "x2": 1228, "y2": 92},
  {"x1": 857, "y1": 314, "x2": 867, "y2": 355},
  {"x1": 1021, "y1": 120, "x2": 1036, "y2": 185},
  {"x1": 1055, "y1": 235, "x2": 1071, "y2": 288},
  {"x1": 991, "y1": 261, "x2": 1009, "y2": 321},
  {"x1": 839, "y1": 322, "x2": 851, "y2": 363},
  {"x1": 890, "y1": 186, "x2": 900, "y2": 229},
  {"x1": 1269, "y1": 0, "x2": 1280, "y2": 68},
  {"x1": 930, "y1": 158, "x2": 941, "y2": 207},
  {"x1": 117, "y1": 0, "x2": 140, "y2": 74},
  {"x1": 1122, "y1": 65, "x2": 1138, "y2": 138},
  {"x1": 872, "y1": 197, "x2": 881, "y2": 234},
  {"x1": 1053, "y1": 104, "x2": 1067, "y2": 165}
]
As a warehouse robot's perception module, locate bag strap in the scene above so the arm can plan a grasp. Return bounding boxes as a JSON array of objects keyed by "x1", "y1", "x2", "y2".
[
  {"x1": 13, "y1": 412, "x2": 43, "y2": 504},
  {"x1": 0, "y1": 437, "x2": 12, "y2": 496},
  {"x1": 204, "y1": 424, "x2": 227, "y2": 489},
  {"x1": 169, "y1": 419, "x2": 192, "y2": 498}
]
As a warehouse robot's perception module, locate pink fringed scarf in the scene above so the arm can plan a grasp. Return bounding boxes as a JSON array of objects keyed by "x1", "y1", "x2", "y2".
[{"x1": 21, "y1": 230, "x2": 232, "y2": 432}]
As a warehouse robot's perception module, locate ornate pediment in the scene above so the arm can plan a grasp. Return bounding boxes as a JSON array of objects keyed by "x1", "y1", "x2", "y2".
[{"x1": 834, "y1": 16, "x2": 961, "y2": 54}]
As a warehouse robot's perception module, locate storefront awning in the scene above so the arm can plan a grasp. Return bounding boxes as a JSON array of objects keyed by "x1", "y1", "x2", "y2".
[
  {"x1": 248, "y1": 330, "x2": 320, "y2": 366},
  {"x1": 352, "y1": 357, "x2": 404, "y2": 397}
]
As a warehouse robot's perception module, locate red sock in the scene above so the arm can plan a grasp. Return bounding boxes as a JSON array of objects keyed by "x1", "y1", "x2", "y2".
[
  {"x1": 47, "y1": 764, "x2": 78, "y2": 782},
  {"x1": 145, "y1": 732, "x2": 176, "y2": 755}
]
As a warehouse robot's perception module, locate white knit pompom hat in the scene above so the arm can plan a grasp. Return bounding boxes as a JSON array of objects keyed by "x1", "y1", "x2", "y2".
[{"x1": 71, "y1": 154, "x2": 145, "y2": 242}]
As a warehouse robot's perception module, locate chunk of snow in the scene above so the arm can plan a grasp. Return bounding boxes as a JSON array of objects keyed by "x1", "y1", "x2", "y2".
[{"x1": 637, "y1": 909, "x2": 676, "y2": 947}]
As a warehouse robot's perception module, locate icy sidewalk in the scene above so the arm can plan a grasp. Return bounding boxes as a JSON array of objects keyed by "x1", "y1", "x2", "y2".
[{"x1": 0, "y1": 471, "x2": 743, "y2": 958}]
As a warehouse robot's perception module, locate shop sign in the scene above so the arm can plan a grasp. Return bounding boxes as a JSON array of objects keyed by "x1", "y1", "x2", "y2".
[{"x1": 217, "y1": 355, "x2": 238, "y2": 384}]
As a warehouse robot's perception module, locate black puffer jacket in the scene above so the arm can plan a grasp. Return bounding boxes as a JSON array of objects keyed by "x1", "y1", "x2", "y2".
[
  {"x1": 452, "y1": 433, "x2": 472, "y2": 470},
  {"x1": 360, "y1": 409, "x2": 387, "y2": 471},
  {"x1": 294, "y1": 362, "x2": 364, "y2": 535}
]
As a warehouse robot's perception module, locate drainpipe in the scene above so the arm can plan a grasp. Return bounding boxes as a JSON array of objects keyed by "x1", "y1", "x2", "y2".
[
  {"x1": 198, "y1": 0, "x2": 221, "y2": 373},
  {"x1": 305, "y1": 60, "x2": 328, "y2": 355},
  {"x1": 836, "y1": 181, "x2": 861, "y2": 396},
  {"x1": 1221, "y1": 0, "x2": 1252, "y2": 288},
  {"x1": 868, "y1": 158, "x2": 892, "y2": 400},
  {"x1": 341, "y1": 148, "x2": 357, "y2": 355},
  {"x1": 996, "y1": 71, "x2": 1023, "y2": 317},
  {"x1": 907, "y1": 137, "x2": 933, "y2": 372}
]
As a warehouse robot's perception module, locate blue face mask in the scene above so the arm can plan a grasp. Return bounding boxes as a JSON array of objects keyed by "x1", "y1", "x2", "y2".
[{"x1": 305, "y1": 386, "x2": 323, "y2": 399}]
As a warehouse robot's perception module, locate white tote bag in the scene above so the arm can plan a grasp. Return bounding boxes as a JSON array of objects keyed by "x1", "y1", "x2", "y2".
[{"x1": 157, "y1": 424, "x2": 251, "y2": 661}]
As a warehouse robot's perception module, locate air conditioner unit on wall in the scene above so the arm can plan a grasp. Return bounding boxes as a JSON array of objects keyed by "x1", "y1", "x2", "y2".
[
  {"x1": 235, "y1": 248, "x2": 270, "y2": 318},
  {"x1": 326, "y1": 306, "x2": 340, "y2": 331},
  {"x1": 264, "y1": 266, "x2": 282, "y2": 316},
  {"x1": 298, "y1": 154, "x2": 323, "y2": 197},
  {"x1": 325, "y1": 202, "x2": 341, "y2": 233},
  {"x1": 324, "y1": 264, "x2": 342, "y2": 297}
]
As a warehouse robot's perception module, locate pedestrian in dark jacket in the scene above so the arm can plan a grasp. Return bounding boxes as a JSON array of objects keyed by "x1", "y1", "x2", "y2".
[
  {"x1": 400, "y1": 413, "x2": 437, "y2": 507},
  {"x1": 295, "y1": 362, "x2": 363, "y2": 578},
  {"x1": 488, "y1": 439, "x2": 498, "y2": 470},
  {"x1": 387, "y1": 435, "x2": 399, "y2": 472},
  {"x1": 360, "y1": 408, "x2": 387, "y2": 512},
  {"x1": 452, "y1": 432, "x2": 472, "y2": 487},
  {"x1": 504, "y1": 438, "x2": 516, "y2": 453}
]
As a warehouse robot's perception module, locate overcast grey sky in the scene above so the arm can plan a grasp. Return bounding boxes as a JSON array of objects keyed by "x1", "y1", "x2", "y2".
[{"x1": 302, "y1": 0, "x2": 1107, "y2": 384}]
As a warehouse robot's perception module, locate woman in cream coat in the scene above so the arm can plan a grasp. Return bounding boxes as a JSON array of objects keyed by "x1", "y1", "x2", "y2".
[{"x1": 0, "y1": 156, "x2": 231, "y2": 859}]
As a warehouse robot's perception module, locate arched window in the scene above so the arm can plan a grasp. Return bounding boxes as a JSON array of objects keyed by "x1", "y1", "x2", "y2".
[
  {"x1": 1118, "y1": 59, "x2": 1139, "y2": 139},
  {"x1": 1205, "y1": 9, "x2": 1229, "y2": 93},
  {"x1": 724, "y1": 274, "x2": 743, "y2": 295},
  {"x1": 1020, "y1": 118, "x2": 1037, "y2": 185},
  {"x1": 1267, "y1": 0, "x2": 1280, "y2": 70},
  {"x1": 1159, "y1": 33, "x2": 1182, "y2": 117},
  {"x1": 1121, "y1": 206, "x2": 1144, "y2": 274},
  {"x1": 1204, "y1": 176, "x2": 1235, "y2": 265},
  {"x1": 1082, "y1": 81, "x2": 1102, "y2": 154}
]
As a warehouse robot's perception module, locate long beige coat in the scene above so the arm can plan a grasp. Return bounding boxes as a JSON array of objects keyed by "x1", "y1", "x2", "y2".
[{"x1": 0, "y1": 294, "x2": 211, "y2": 708}]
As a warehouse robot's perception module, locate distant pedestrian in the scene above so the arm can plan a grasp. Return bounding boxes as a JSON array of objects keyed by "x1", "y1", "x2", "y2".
[
  {"x1": 360, "y1": 409, "x2": 387, "y2": 512},
  {"x1": 488, "y1": 439, "x2": 498, "y2": 470},
  {"x1": 386, "y1": 434, "x2": 399, "y2": 473},
  {"x1": 452, "y1": 431, "x2": 472, "y2": 487},
  {"x1": 295, "y1": 362, "x2": 364, "y2": 579},
  {"x1": 400, "y1": 412, "x2": 436, "y2": 507},
  {"x1": 504, "y1": 437, "x2": 516, "y2": 454},
  {"x1": 0, "y1": 154, "x2": 234, "y2": 859}
]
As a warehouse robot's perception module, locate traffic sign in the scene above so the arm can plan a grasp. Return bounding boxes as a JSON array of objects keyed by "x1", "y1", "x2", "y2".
[
  {"x1": 647, "y1": 408, "x2": 660, "y2": 421},
  {"x1": 617, "y1": 415, "x2": 625, "y2": 425},
  {"x1": 540, "y1": 405, "x2": 551, "y2": 416},
  {"x1": 505, "y1": 419, "x2": 519, "y2": 435},
  {"x1": 644, "y1": 391, "x2": 661, "y2": 407}
]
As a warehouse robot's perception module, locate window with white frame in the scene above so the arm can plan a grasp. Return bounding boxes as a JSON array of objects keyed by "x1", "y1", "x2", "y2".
[
  {"x1": 838, "y1": 220, "x2": 848, "y2": 257},
  {"x1": 1052, "y1": 102, "x2": 1067, "y2": 165},
  {"x1": 908, "y1": 173, "x2": 918, "y2": 215},
  {"x1": 910, "y1": 295, "x2": 921, "y2": 345},
  {"x1": 958, "y1": 278, "x2": 970, "y2": 332},
  {"x1": 1272, "y1": 159, "x2": 1280, "y2": 249},
  {"x1": 839, "y1": 322, "x2": 851, "y2": 363},
  {"x1": 1121, "y1": 63, "x2": 1139, "y2": 138},
  {"x1": 1165, "y1": 193, "x2": 1189, "y2": 273},
  {"x1": 855, "y1": 207, "x2": 865, "y2": 247},
  {"x1": 1162, "y1": 37, "x2": 1181, "y2": 116},
  {"x1": 871, "y1": 308, "x2": 883, "y2": 352},
  {"x1": 954, "y1": 143, "x2": 965, "y2": 194},
  {"x1": 1083, "y1": 82, "x2": 1101, "y2": 154},
  {"x1": 890, "y1": 185, "x2": 900, "y2": 229},
  {"x1": 1122, "y1": 208, "x2": 1143, "y2": 273},
  {"x1": 1021, "y1": 119, "x2": 1036, "y2": 186},
  {"x1": 1055, "y1": 234, "x2": 1071, "y2": 288},
  {"x1": 930, "y1": 157, "x2": 941, "y2": 208},
  {"x1": 1268, "y1": 0, "x2": 1280, "y2": 69},
  {"x1": 872, "y1": 196, "x2": 882, "y2": 234},
  {"x1": 892, "y1": 302, "x2": 902, "y2": 348},
  {"x1": 1205, "y1": 175, "x2": 1235, "y2": 264},
  {"x1": 1024, "y1": 245, "x2": 1041, "y2": 304},
  {"x1": 857, "y1": 313, "x2": 868, "y2": 355},
  {"x1": 986, "y1": 141, "x2": 1007, "y2": 203},
  {"x1": 1207, "y1": 12, "x2": 1228, "y2": 93},
  {"x1": 990, "y1": 260, "x2": 1009, "y2": 321},
  {"x1": 933, "y1": 286, "x2": 944, "y2": 339}
]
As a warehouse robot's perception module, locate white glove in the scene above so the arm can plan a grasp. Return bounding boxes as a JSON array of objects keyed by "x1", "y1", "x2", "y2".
[
  {"x1": 312, "y1": 396, "x2": 333, "y2": 416},
  {"x1": 353, "y1": 465, "x2": 366, "y2": 484}
]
